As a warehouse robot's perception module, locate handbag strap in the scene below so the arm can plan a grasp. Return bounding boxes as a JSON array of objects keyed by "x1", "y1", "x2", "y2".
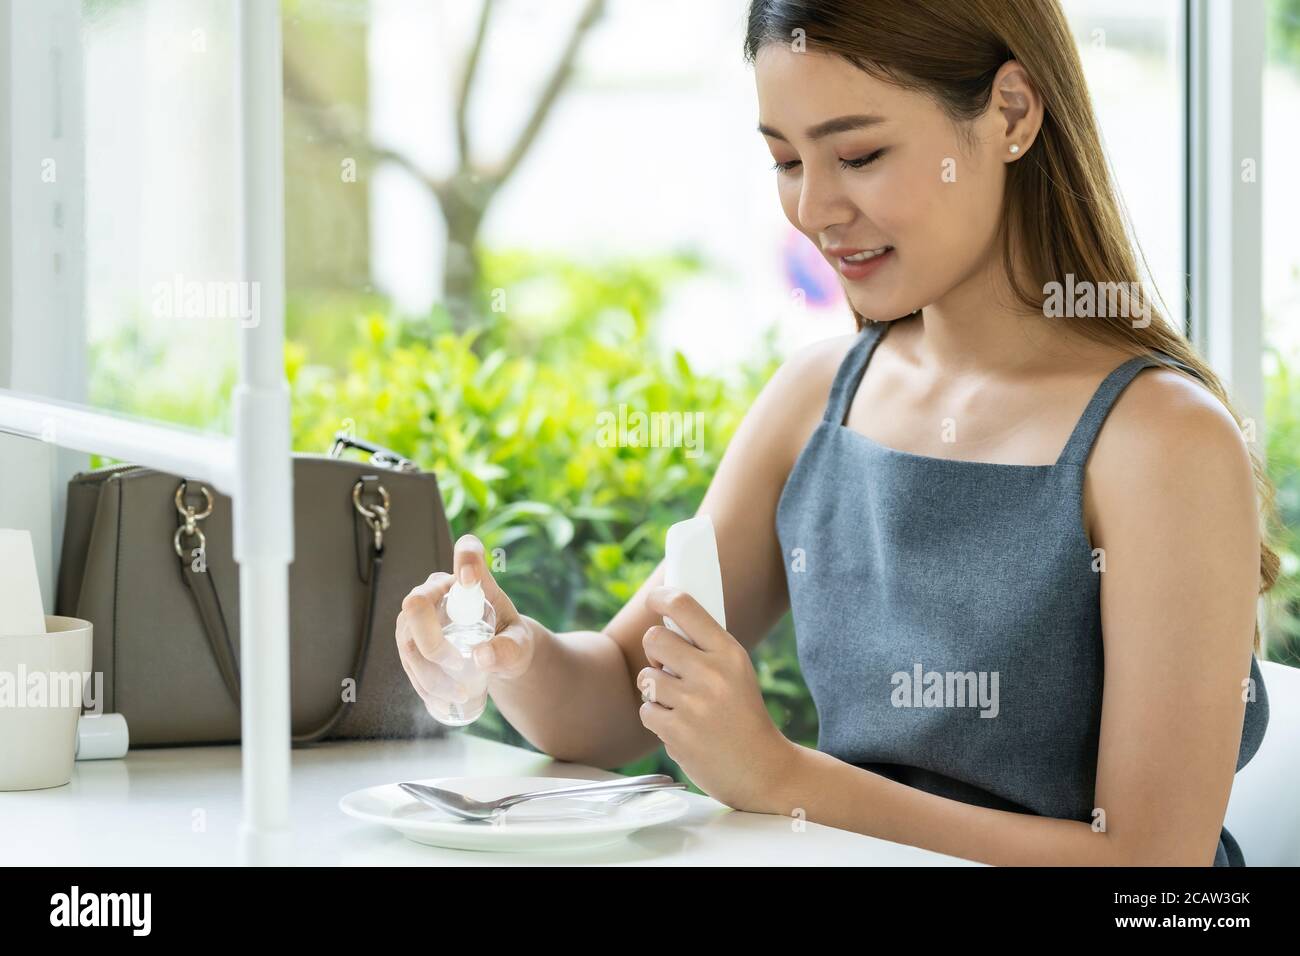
[
  {"x1": 179, "y1": 558, "x2": 242, "y2": 703},
  {"x1": 174, "y1": 482, "x2": 242, "y2": 704},
  {"x1": 289, "y1": 546, "x2": 383, "y2": 747},
  {"x1": 174, "y1": 476, "x2": 390, "y2": 748}
]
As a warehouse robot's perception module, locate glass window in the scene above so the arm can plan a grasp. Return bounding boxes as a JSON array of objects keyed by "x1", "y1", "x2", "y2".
[
  {"x1": 81, "y1": 0, "x2": 241, "y2": 433},
  {"x1": 1061, "y1": 0, "x2": 1187, "y2": 331}
]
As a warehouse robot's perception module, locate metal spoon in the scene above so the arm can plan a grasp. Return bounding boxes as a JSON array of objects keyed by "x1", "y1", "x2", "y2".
[{"x1": 398, "y1": 774, "x2": 685, "y2": 821}]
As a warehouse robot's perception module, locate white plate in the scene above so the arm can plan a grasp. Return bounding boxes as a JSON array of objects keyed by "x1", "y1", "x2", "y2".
[{"x1": 339, "y1": 775, "x2": 691, "y2": 852}]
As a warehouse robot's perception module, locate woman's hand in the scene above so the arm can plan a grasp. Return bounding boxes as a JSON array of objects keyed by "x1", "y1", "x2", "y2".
[
  {"x1": 395, "y1": 534, "x2": 536, "y2": 724},
  {"x1": 637, "y1": 586, "x2": 797, "y2": 813}
]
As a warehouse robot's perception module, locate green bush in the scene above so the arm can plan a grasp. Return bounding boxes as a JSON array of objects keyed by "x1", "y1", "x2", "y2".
[{"x1": 1264, "y1": 345, "x2": 1300, "y2": 666}]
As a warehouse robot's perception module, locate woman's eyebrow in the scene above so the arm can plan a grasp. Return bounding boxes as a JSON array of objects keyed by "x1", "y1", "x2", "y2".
[{"x1": 757, "y1": 113, "x2": 887, "y2": 142}]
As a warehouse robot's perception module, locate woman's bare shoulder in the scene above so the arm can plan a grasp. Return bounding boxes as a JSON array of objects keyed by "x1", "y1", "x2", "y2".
[
  {"x1": 1093, "y1": 363, "x2": 1247, "y2": 472},
  {"x1": 771, "y1": 332, "x2": 859, "y2": 390},
  {"x1": 760, "y1": 331, "x2": 860, "y2": 463},
  {"x1": 1086, "y1": 361, "x2": 1255, "y2": 551}
]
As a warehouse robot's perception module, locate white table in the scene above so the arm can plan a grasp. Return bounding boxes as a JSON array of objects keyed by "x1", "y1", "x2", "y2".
[{"x1": 0, "y1": 733, "x2": 980, "y2": 865}]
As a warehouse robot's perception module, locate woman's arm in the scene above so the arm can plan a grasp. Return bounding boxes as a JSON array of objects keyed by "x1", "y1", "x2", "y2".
[
  {"x1": 486, "y1": 335, "x2": 857, "y2": 768},
  {"x1": 749, "y1": 367, "x2": 1261, "y2": 865}
]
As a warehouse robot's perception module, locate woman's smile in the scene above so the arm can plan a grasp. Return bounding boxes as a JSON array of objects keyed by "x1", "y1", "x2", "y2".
[{"x1": 825, "y1": 244, "x2": 895, "y2": 281}]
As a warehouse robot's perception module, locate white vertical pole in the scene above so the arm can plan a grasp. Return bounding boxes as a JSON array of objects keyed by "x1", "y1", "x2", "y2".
[
  {"x1": 1187, "y1": 0, "x2": 1264, "y2": 421},
  {"x1": 233, "y1": 0, "x2": 294, "y2": 866}
]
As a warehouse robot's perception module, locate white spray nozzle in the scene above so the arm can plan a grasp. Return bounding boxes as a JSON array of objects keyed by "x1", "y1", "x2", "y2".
[{"x1": 446, "y1": 579, "x2": 486, "y2": 626}]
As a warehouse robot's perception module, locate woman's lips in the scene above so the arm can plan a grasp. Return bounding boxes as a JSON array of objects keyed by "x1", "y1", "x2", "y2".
[{"x1": 835, "y1": 246, "x2": 894, "y2": 281}]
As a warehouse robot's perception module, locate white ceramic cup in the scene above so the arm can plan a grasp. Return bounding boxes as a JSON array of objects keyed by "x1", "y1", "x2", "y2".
[{"x1": 0, "y1": 615, "x2": 93, "y2": 791}]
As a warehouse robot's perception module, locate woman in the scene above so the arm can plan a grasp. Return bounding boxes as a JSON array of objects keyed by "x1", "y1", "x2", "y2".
[{"x1": 395, "y1": 0, "x2": 1274, "y2": 866}]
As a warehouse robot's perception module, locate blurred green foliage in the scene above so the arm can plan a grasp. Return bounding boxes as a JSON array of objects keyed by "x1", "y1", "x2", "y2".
[
  {"x1": 1271, "y1": 0, "x2": 1300, "y2": 67},
  {"x1": 88, "y1": 322, "x2": 237, "y2": 435},
  {"x1": 1263, "y1": 347, "x2": 1300, "y2": 667}
]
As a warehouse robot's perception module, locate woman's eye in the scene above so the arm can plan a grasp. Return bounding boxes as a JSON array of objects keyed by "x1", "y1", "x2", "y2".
[
  {"x1": 770, "y1": 150, "x2": 886, "y2": 174},
  {"x1": 840, "y1": 149, "x2": 886, "y2": 170}
]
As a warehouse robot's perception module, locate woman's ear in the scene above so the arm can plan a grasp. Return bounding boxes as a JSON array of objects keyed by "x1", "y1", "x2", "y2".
[{"x1": 990, "y1": 60, "x2": 1043, "y2": 161}]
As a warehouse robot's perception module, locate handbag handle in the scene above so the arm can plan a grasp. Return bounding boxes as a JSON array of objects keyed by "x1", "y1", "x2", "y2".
[
  {"x1": 329, "y1": 431, "x2": 420, "y2": 473},
  {"x1": 174, "y1": 476, "x2": 390, "y2": 747}
]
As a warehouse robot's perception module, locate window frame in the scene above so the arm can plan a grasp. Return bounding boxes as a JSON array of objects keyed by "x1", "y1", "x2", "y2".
[{"x1": 1186, "y1": 0, "x2": 1266, "y2": 426}]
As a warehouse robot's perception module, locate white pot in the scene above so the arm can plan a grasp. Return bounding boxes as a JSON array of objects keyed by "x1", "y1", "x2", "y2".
[{"x1": 0, "y1": 616, "x2": 93, "y2": 791}]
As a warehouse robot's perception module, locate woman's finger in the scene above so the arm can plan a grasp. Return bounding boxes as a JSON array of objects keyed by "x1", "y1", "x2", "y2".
[
  {"x1": 471, "y1": 619, "x2": 534, "y2": 678},
  {"x1": 642, "y1": 624, "x2": 699, "y2": 677},
  {"x1": 397, "y1": 623, "x2": 477, "y2": 702},
  {"x1": 636, "y1": 665, "x2": 682, "y2": 708},
  {"x1": 398, "y1": 603, "x2": 468, "y2": 674},
  {"x1": 645, "y1": 586, "x2": 728, "y2": 650},
  {"x1": 398, "y1": 638, "x2": 472, "y2": 704},
  {"x1": 452, "y1": 534, "x2": 520, "y2": 624},
  {"x1": 401, "y1": 570, "x2": 454, "y2": 612}
]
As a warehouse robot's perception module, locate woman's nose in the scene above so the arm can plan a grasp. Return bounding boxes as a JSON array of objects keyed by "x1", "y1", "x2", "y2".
[{"x1": 796, "y1": 164, "x2": 855, "y2": 237}]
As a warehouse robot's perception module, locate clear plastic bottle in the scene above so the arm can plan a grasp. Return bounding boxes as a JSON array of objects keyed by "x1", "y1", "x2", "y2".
[{"x1": 435, "y1": 579, "x2": 497, "y2": 726}]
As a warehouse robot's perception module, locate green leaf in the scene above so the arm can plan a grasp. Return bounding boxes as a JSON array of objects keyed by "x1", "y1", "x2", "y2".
[
  {"x1": 459, "y1": 468, "x2": 490, "y2": 509},
  {"x1": 545, "y1": 513, "x2": 575, "y2": 551},
  {"x1": 674, "y1": 349, "x2": 692, "y2": 378}
]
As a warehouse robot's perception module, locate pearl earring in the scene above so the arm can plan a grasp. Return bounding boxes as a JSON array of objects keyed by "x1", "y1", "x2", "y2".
[{"x1": 1009, "y1": 143, "x2": 1021, "y2": 155}]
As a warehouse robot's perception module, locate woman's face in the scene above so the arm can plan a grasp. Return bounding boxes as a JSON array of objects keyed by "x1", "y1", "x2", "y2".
[{"x1": 755, "y1": 44, "x2": 1010, "y2": 323}]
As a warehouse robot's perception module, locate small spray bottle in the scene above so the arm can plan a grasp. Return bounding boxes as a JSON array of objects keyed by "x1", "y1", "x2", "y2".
[
  {"x1": 436, "y1": 578, "x2": 497, "y2": 726},
  {"x1": 661, "y1": 515, "x2": 727, "y2": 678}
]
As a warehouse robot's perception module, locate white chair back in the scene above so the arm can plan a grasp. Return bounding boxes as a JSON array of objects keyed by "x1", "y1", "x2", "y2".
[{"x1": 1224, "y1": 660, "x2": 1300, "y2": 866}]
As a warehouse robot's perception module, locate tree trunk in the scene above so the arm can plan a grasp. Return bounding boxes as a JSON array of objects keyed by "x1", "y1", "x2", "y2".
[{"x1": 440, "y1": 172, "x2": 491, "y2": 332}]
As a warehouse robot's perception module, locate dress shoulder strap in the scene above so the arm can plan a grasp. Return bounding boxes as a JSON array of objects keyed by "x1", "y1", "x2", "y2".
[
  {"x1": 823, "y1": 321, "x2": 890, "y2": 425},
  {"x1": 1055, "y1": 349, "x2": 1205, "y2": 467}
]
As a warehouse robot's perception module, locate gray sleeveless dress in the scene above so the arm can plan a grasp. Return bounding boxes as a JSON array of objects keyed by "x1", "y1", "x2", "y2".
[{"x1": 775, "y1": 319, "x2": 1270, "y2": 866}]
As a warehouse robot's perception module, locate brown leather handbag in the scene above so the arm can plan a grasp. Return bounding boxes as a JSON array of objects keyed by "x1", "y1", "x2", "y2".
[{"x1": 54, "y1": 433, "x2": 452, "y2": 747}]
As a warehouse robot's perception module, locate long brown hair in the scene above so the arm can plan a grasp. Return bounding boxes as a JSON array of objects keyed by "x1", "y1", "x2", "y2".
[{"x1": 745, "y1": 0, "x2": 1279, "y2": 651}]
